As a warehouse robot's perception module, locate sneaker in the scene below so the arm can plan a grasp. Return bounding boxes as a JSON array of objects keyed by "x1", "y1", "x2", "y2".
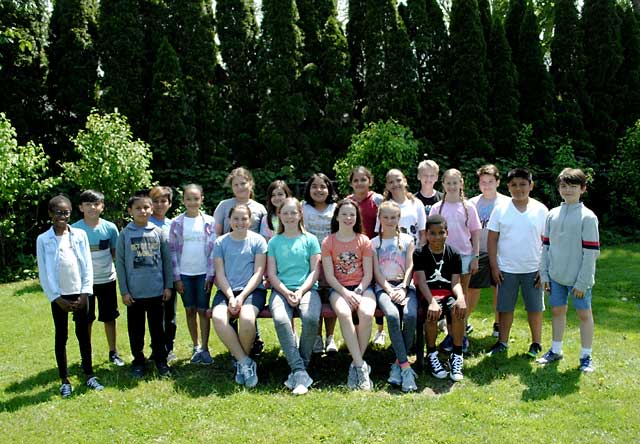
[
  {"x1": 60, "y1": 383, "x2": 72, "y2": 398},
  {"x1": 167, "y1": 350, "x2": 177, "y2": 363},
  {"x1": 241, "y1": 359, "x2": 258, "y2": 388},
  {"x1": 373, "y1": 330, "x2": 386, "y2": 346},
  {"x1": 492, "y1": 322, "x2": 500, "y2": 338},
  {"x1": 449, "y1": 353, "x2": 464, "y2": 382},
  {"x1": 292, "y1": 332, "x2": 299, "y2": 348},
  {"x1": 387, "y1": 363, "x2": 402, "y2": 386},
  {"x1": 347, "y1": 363, "x2": 357, "y2": 389},
  {"x1": 465, "y1": 323, "x2": 474, "y2": 335},
  {"x1": 156, "y1": 363, "x2": 172, "y2": 378},
  {"x1": 250, "y1": 337, "x2": 264, "y2": 359},
  {"x1": 486, "y1": 341, "x2": 508, "y2": 356},
  {"x1": 190, "y1": 346, "x2": 202, "y2": 364},
  {"x1": 284, "y1": 372, "x2": 295, "y2": 390},
  {"x1": 325, "y1": 335, "x2": 338, "y2": 353},
  {"x1": 291, "y1": 370, "x2": 313, "y2": 395},
  {"x1": 438, "y1": 334, "x2": 453, "y2": 352},
  {"x1": 536, "y1": 349, "x2": 563, "y2": 365},
  {"x1": 427, "y1": 352, "x2": 448, "y2": 379},
  {"x1": 313, "y1": 335, "x2": 324, "y2": 354},
  {"x1": 527, "y1": 342, "x2": 543, "y2": 359},
  {"x1": 199, "y1": 349, "x2": 213, "y2": 366},
  {"x1": 579, "y1": 355, "x2": 595, "y2": 373},
  {"x1": 401, "y1": 367, "x2": 418, "y2": 392},
  {"x1": 235, "y1": 361, "x2": 245, "y2": 385},
  {"x1": 131, "y1": 364, "x2": 145, "y2": 378},
  {"x1": 355, "y1": 362, "x2": 372, "y2": 391},
  {"x1": 86, "y1": 376, "x2": 104, "y2": 391},
  {"x1": 109, "y1": 351, "x2": 125, "y2": 367},
  {"x1": 462, "y1": 336, "x2": 470, "y2": 354}
]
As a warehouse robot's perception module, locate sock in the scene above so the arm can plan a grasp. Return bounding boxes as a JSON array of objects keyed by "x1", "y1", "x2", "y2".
[
  {"x1": 239, "y1": 356, "x2": 252, "y2": 366},
  {"x1": 427, "y1": 346, "x2": 437, "y2": 355},
  {"x1": 551, "y1": 341, "x2": 563, "y2": 354},
  {"x1": 399, "y1": 361, "x2": 411, "y2": 369},
  {"x1": 581, "y1": 348, "x2": 592, "y2": 359},
  {"x1": 499, "y1": 341, "x2": 508, "y2": 347},
  {"x1": 452, "y1": 345, "x2": 463, "y2": 355}
]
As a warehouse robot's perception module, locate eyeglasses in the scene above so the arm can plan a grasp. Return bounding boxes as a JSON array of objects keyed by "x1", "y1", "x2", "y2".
[{"x1": 54, "y1": 210, "x2": 71, "y2": 217}]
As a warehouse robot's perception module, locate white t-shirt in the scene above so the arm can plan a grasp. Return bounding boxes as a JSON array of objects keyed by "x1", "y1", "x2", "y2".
[
  {"x1": 180, "y1": 215, "x2": 207, "y2": 275},
  {"x1": 487, "y1": 198, "x2": 548, "y2": 273},
  {"x1": 303, "y1": 203, "x2": 336, "y2": 246},
  {"x1": 375, "y1": 198, "x2": 425, "y2": 246},
  {"x1": 57, "y1": 233, "x2": 82, "y2": 295}
]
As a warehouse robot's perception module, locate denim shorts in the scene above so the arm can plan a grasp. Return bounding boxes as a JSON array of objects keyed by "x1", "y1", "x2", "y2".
[
  {"x1": 180, "y1": 274, "x2": 210, "y2": 311},
  {"x1": 212, "y1": 288, "x2": 267, "y2": 312},
  {"x1": 549, "y1": 279, "x2": 592, "y2": 310},
  {"x1": 496, "y1": 271, "x2": 544, "y2": 312},
  {"x1": 460, "y1": 254, "x2": 475, "y2": 274}
]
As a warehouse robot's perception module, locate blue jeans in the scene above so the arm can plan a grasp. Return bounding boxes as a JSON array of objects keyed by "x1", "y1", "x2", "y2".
[
  {"x1": 270, "y1": 289, "x2": 321, "y2": 373},
  {"x1": 375, "y1": 288, "x2": 418, "y2": 364}
]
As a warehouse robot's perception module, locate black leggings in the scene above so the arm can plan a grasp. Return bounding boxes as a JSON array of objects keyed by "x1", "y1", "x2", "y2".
[{"x1": 51, "y1": 294, "x2": 93, "y2": 380}]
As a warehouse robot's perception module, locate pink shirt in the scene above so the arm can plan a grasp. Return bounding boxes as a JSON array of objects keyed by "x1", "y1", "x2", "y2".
[
  {"x1": 321, "y1": 233, "x2": 373, "y2": 287},
  {"x1": 429, "y1": 200, "x2": 481, "y2": 256}
]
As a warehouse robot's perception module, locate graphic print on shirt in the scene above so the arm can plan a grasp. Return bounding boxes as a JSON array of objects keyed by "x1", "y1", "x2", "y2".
[
  {"x1": 427, "y1": 256, "x2": 450, "y2": 285},
  {"x1": 336, "y1": 251, "x2": 359, "y2": 276},
  {"x1": 130, "y1": 236, "x2": 160, "y2": 268}
]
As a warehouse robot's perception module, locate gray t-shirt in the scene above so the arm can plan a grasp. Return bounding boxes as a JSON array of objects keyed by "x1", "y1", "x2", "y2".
[
  {"x1": 213, "y1": 198, "x2": 267, "y2": 234},
  {"x1": 212, "y1": 231, "x2": 267, "y2": 291},
  {"x1": 469, "y1": 193, "x2": 510, "y2": 252}
]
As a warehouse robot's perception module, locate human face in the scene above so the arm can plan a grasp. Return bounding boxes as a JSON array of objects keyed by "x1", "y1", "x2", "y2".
[
  {"x1": 337, "y1": 203, "x2": 358, "y2": 230},
  {"x1": 443, "y1": 174, "x2": 463, "y2": 198},
  {"x1": 350, "y1": 172, "x2": 372, "y2": 195},
  {"x1": 270, "y1": 187, "x2": 288, "y2": 209},
  {"x1": 310, "y1": 178, "x2": 329, "y2": 205},
  {"x1": 418, "y1": 167, "x2": 438, "y2": 189},
  {"x1": 558, "y1": 181, "x2": 585, "y2": 205},
  {"x1": 232, "y1": 176, "x2": 252, "y2": 201},
  {"x1": 507, "y1": 177, "x2": 534, "y2": 204},
  {"x1": 152, "y1": 196, "x2": 171, "y2": 218},
  {"x1": 127, "y1": 199, "x2": 152, "y2": 226},
  {"x1": 230, "y1": 207, "x2": 251, "y2": 233},
  {"x1": 478, "y1": 175, "x2": 499, "y2": 197},
  {"x1": 379, "y1": 208, "x2": 400, "y2": 234},
  {"x1": 279, "y1": 203, "x2": 301, "y2": 230},
  {"x1": 79, "y1": 201, "x2": 104, "y2": 222},
  {"x1": 50, "y1": 201, "x2": 72, "y2": 233},
  {"x1": 426, "y1": 224, "x2": 447, "y2": 252},
  {"x1": 183, "y1": 189, "x2": 203, "y2": 215},
  {"x1": 386, "y1": 172, "x2": 406, "y2": 197}
]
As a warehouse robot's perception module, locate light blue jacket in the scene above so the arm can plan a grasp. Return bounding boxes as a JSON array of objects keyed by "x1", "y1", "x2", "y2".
[{"x1": 36, "y1": 226, "x2": 93, "y2": 302}]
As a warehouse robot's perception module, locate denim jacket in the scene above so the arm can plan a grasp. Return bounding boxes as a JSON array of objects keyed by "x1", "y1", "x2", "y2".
[
  {"x1": 169, "y1": 212, "x2": 216, "y2": 282},
  {"x1": 36, "y1": 226, "x2": 93, "y2": 302}
]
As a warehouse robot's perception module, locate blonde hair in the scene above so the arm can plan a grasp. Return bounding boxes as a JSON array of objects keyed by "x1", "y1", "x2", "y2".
[
  {"x1": 383, "y1": 169, "x2": 415, "y2": 202},
  {"x1": 224, "y1": 167, "x2": 254, "y2": 198},
  {"x1": 277, "y1": 197, "x2": 307, "y2": 234},
  {"x1": 439, "y1": 168, "x2": 469, "y2": 227},
  {"x1": 377, "y1": 200, "x2": 403, "y2": 253},
  {"x1": 417, "y1": 159, "x2": 440, "y2": 175}
]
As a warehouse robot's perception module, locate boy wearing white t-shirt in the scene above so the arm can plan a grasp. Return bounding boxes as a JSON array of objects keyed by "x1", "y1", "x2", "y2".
[{"x1": 486, "y1": 168, "x2": 548, "y2": 358}]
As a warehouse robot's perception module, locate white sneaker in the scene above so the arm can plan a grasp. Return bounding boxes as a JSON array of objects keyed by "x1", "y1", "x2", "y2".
[
  {"x1": 347, "y1": 363, "x2": 357, "y2": 389},
  {"x1": 373, "y1": 330, "x2": 386, "y2": 346},
  {"x1": 449, "y1": 353, "x2": 464, "y2": 382},
  {"x1": 312, "y1": 335, "x2": 324, "y2": 354},
  {"x1": 86, "y1": 376, "x2": 104, "y2": 391},
  {"x1": 292, "y1": 332, "x2": 299, "y2": 348},
  {"x1": 291, "y1": 370, "x2": 313, "y2": 395},
  {"x1": 355, "y1": 362, "x2": 373, "y2": 391},
  {"x1": 241, "y1": 359, "x2": 258, "y2": 388},
  {"x1": 325, "y1": 335, "x2": 338, "y2": 353}
]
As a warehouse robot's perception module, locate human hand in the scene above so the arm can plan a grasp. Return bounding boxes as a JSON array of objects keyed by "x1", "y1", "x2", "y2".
[
  {"x1": 572, "y1": 288, "x2": 585, "y2": 299},
  {"x1": 77, "y1": 293, "x2": 89, "y2": 310},
  {"x1": 55, "y1": 297, "x2": 75, "y2": 312},
  {"x1": 205, "y1": 280, "x2": 213, "y2": 293},
  {"x1": 390, "y1": 288, "x2": 406, "y2": 305},
  {"x1": 427, "y1": 299, "x2": 442, "y2": 322},
  {"x1": 343, "y1": 290, "x2": 361, "y2": 310},
  {"x1": 544, "y1": 282, "x2": 550, "y2": 292},
  {"x1": 470, "y1": 258, "x2": 479, "y2": 275},
  {"x1": 453, "y1": 297, "x2": 467, "y2": 320},
  {"x1": 228, "y1": 296, "x2": 241, "y2": 316},
  {"x1": 491, "y1": 267, "x2": 504, "y2": 285},
  {"x1": 122, "y1": 293, "x2": 134, "y2": 306},
  {"x1": 162, "y1": 289, "x2": 172, "y2": 301},
  {"x1": 175, "y1": 281, "x2": 185, "y2": 295}
]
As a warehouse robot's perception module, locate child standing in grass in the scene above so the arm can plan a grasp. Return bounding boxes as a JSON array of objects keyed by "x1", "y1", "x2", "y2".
[
  {"x1": 322, "y1": 199, "x2": 376, "y2": 391},
  {"x1": 371, "y1": 201, "x2": 418, "y2": 392},
  {"x1": 537, "y1": 168, "x2": 600, "y2": 372},
  {"x1": 37, "y1": 195, "x2": 104, "y2": 397},
  {"x1": 268, "y1": 198, "x2": 321, "y2": 395},
  {"x1": 169, "y1": 184, "x2": 216, "y2": 365},
  {"x1": 211, "y1": 204, "x2": 267, "y2": 388},
  {"x1": 116, "y1": 194, "x2": 173, "y2": 378},
  {"x1": 72, "y1": 190, "x2": 124, "y2": 367}
]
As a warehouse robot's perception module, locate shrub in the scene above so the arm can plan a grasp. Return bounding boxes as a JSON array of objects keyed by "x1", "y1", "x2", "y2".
[{"x1": 609, "y1": 120, "x2": 640, "y2": 225}]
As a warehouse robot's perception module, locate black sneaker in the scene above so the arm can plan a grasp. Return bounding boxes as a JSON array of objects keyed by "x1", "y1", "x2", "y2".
[
  {"x1": 131, "y1": 364, "x2": 145, "y2": 379},
  {"x1": 486, "y1": 341, "x2": 508, "y2": 356},
  {"x1": 157, "y1": 362, "x2": 172, "y2": 378},
  {"x1": 492, "y1": 322, "x2": 500, "y2": 338},
  {"x1": 465, "y1": 323, "x2": 474, "y2": 335},
  {"x1": 526, "y1": 342, "x2": 543, "y2": 359},
  {"x1": 109, "y1": 351, "x2": 125, "y2": 367}
]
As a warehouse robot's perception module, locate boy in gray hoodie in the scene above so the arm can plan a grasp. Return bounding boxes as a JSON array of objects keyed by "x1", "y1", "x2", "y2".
[
  {"x1": 537, "y1": 168, "x2": 600, "y2": 372},
  {"x1": 116, "y1": 194, "x2": 173, "y2": 377}
]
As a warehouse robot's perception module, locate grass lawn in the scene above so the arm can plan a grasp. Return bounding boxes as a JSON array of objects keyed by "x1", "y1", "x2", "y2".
[{"x1": 1, "y1": 245, "x2": 639, "y2": 444}]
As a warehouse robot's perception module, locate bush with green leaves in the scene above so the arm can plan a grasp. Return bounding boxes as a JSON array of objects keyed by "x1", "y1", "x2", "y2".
[
  {"x1": 0, "y1": 113, "x2": 60, "y2": 281},
  {"x1": 609, "y1": 120, "x2": 640, "y2": 225},
  {"x1": 62, "y1": 111, "x2": 153, "y2": 225},
  {"x1": 334, "y1": 119, "x2": 420, "y2": 195}
]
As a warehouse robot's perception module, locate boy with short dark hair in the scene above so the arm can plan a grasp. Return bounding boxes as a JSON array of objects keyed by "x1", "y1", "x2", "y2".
[
  {"x1": 486, "y1": 168, "x2": 548, "y2": 358},
  {"x1": 537, "y1": 168, "x2": 600, "y2": 372},
  {"x1": 414, "y1": 214, "x2": 467, "y2": 382},
  {"x1": 116, "y1": 195, "x2": 173, "y2": 377},
  {"x1": 72, "y1": 190, "x2": 124, "y2": 367}
]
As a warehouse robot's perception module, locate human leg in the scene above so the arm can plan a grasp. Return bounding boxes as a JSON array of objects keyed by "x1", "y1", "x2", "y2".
[
  {"x1": 355, "y1": 290, "x2": 376, "y2": 356},
  {"x1": 271, "y1": 291, "x2": 305, "y2": 373},
  {"x1": 377, "y1": 291, "x2": 407, "y2": 364},
  {"x1": 329, "y1": 292, "x2": 364, "y2": 366},
  {"x1": 51, "y1": 299, "x2": 70, "y2": 382},
  {"x1": 298, "y1": 289, "x2": 321, "y2": 367}
]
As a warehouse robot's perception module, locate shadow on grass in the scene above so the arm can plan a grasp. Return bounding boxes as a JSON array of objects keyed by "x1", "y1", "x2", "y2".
[{"x1": 13, "y1": 282, "x2": 43, "y2": 296}]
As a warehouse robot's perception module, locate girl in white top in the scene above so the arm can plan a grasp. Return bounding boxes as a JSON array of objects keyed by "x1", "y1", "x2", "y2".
[{"x1": 379, "y1": 169, "x2": 426, "y2": 247}]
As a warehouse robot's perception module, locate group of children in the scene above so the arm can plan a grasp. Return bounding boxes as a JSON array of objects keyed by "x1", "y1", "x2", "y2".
[{"x1": 37, "y1": 162, "x2": 600, "y2": 397}]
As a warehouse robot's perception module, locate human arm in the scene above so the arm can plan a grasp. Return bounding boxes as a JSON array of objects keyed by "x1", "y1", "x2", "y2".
[
  {"x1": 160, "y1": 230, "x2": 173, "y2": 300},
  {"x1": 487, "y1": 230, "x2": 503, "y2": 285},
  {"x1": 235, "y1": 253, "x2": 266, "y2": 304},
  {"x1": 451, "y1": 273, "x2": 467, "y2": 320},
  {"x1": 469, "y1": 229, "x2": 480, "y2": 274},
  {"x1": 214, "y1": 256, "x2": 240, "y2": 314},
  {"x1": 322, "y1": 255, "x2": 360, "y2": 309},
  {"x1": 115, "y1": 230, "x2": 132, "y2": 303},
  {"x1": 267, "y1": 255, "x2": 298, "y2": 306},
  {"x1": 574, "y1": 213, "x2": 600, "y2": 296},
  {"x1": 168, "y1": 220, "x2": 182, "y2": 291},
  {"x1": 36, "y1": 234, "x2": 59, "y2": 302},
  {"x1": 415, "y1": 270, "x2": 441, "y2": 322},
  {"x1": 539, "y1": 214, "x2": 551, "y2": 291}
]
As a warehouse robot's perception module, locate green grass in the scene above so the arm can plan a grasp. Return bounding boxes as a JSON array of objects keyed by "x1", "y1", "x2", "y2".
[{"x1": 1, "y1": 245, "x2": 639, "y2": 443}]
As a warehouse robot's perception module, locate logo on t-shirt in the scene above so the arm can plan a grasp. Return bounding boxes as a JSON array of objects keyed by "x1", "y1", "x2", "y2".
[
  {"x1": 336, "y1": 251, "x2": 358, "y2": 276},
  {"x1": 130, "y1": 237, "x2": 160, "y2": 268}
]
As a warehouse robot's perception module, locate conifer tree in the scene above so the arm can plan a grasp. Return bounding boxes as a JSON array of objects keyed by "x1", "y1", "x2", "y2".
[
  {"x1": 505, "y1": 0, "x2": 526, "y2": 59},
  {"x1": 614, "y1": 5, "x2": 640, "y2": 133},
  {"x1": 216, "y1": 0, "x2": 260, "y2": 166},
  {"x1": 46, "y1": 0, "x2": 98, "y2": 160},
  {"x1": 148, "y1": 37, "x2": 195, "y2": 182},
  {"x1": 478, "y1": 0, "x2": 492, "y2": 45},
  {"x1": 347, "y1": 0, "x2": 367, "y2": 120},
  {"x1": 448, "y1": 0, "x2": 492, "y2": 160},
  {"x1": 487, "y1": 14, "x2": 520, "y2": 159}
]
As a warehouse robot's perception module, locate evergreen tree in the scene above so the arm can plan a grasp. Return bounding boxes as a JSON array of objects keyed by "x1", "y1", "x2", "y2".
[
  {"x1": 448, "y1": 0, "x2": 492, "y2": 160},
  {"x1": 505, "y1": 0, "x2": 526, "y2": 58},
  {"x1": 216, "y1": 0, "x2": 260, "y2": 166},
  {"x1": 257, "y1": 0, "x2": 306, "y2": 169},
  {"x1": 0, "y1": 1, "x2": 48, "y2": 146},
  {"x1": 614, "y1": 5, "x2": 640, "y2": 133},
  {"x1": 399, "y1": 0, "x2": 450, "y2": 152},
  {"x1": 550, "y1": 0, "x2": 593, "y2": 159},
  {"x1": 46, "y1": 0, "x2": 98, "y2": 161},
  {"x1": 582, "y1": 0, "x2": 623, "y2": 157},
  {"x1": 167, "y1": 0, "x2": 221, "y2": 164},
  {"x1": 487, "y1": 14, "x2": 520, "y2": 159},
  {"x1": 347, "y1": 0, "x2": 367, "y2": 121},
  {"x1": 297, "y1": 0, "x2": 334, "y2": 63},
  {"x1": 148, "y1": 37, "x2": 195, "y2": 183},
  {"x1": 98, "y1": 0, "x2": 147, "y2": 139},
  {"x1": 478, "y1": 0, "x2": 492, "y2": 45}
]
